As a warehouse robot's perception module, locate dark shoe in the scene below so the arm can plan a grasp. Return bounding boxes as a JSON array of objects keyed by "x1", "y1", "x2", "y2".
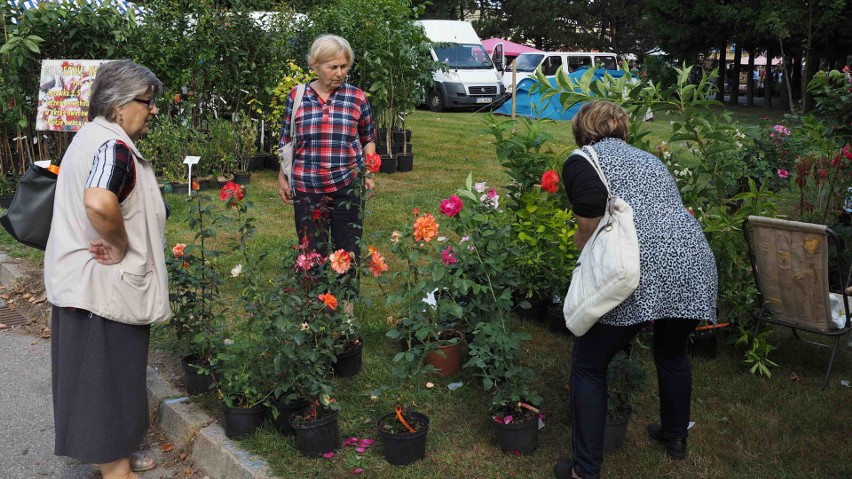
[
  {"x1": 554, "y1": 461, "x2": 586, "y2": 479},
  {"x1": 646, "y1": 424, "x2": 687, "y2": 460}
]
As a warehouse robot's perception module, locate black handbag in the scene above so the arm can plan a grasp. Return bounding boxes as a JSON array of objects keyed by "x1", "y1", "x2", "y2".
[{"x1": 0, "y1": 160, "x2": 60, "y2": 250}]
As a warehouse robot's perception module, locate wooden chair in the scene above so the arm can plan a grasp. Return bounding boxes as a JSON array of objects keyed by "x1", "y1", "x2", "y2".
[{"x1": 743, "y1": 215, "x2": 852, "y2": 388}]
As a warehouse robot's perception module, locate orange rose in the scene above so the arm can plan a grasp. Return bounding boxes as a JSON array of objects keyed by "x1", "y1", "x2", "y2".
[
  {"x1": 172, "y1": 243, "x2": 186, "y2": 258},
  {"x1": 413, "y1": 213, "x2": 439, "y2": 242},
  {"x1": 368, "y1": 250, "x2": 389, "y2": 277},
  {"x1": 318, "y1": 292, "x2": 338, "y2": 310},
  {"x1": 329, "y1": 249, "x2": 352, "y2": 274}
]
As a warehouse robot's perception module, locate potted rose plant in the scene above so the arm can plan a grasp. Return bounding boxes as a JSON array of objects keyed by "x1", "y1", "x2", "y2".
[
  {"x1": 209, "y1": 181, "x2": 277, "y2": 438},
  {"x1": 438, "y1": 175, "x2": 545, "y2": 453},
  {"x1": 385, "y1": 209, "x2": 466, "y2": 377},
  {"x1": 164, "y1": 184, "x2": 224, "y2": 395}
]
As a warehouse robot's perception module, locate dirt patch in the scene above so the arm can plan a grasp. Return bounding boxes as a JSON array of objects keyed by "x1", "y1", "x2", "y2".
[
  {"x1": 0, "y1": 261, "x2": 51, "y2": 337},
  {"x1": 148, "y1": 347, "x2": 188, "y2": 391}
]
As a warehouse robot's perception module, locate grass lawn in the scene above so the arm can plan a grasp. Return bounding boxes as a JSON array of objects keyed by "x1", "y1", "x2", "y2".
[{"x1": 5, "y1": 105, "x2": 851, "y2": 478}]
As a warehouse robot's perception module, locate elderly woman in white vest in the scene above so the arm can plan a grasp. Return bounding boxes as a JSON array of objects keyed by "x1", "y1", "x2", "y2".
[{"x1": 44, "y1": 60, "x2": 169, "y2": 479}]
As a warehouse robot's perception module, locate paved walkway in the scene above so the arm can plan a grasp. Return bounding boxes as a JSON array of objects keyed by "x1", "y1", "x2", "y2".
[
  {"x1": 0, "y1": 331, "x2": 93, "y2": 478},
  {"x1": 0, "y1": 331, "x2": 206, "y2": 479}
]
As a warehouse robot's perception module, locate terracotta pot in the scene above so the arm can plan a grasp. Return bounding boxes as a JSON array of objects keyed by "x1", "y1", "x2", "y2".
[{"x1": 425, "y1": 330, "x2": 465, "y2": 377}]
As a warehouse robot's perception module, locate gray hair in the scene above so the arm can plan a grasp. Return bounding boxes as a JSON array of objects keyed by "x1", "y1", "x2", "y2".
[
  {"x1": 307, "y1": 34, "x2": 354, "y2": 68},
  {"x1": 87, "y1": 59, "x2": 162, "y2": 122}
]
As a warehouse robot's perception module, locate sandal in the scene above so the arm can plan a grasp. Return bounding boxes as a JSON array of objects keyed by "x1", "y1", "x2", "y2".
[{"x1": 91, "y1": 451, "x2": 156, "y2": 474}]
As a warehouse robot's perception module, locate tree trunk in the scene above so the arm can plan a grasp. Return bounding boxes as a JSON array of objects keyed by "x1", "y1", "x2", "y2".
[
  {"x1": 763, "y1": 44, "x2": 775, "y2": 109},
  {"x1": 801, "y1": 1, "x2": 815, "y2": 112},
  {"x1": 802, "y1": 53, "x2": 818, "y2": 113},
  {"x1": 746, "y1": 47, "x2": 755, "y2": 107},
  {"x1": 791, "y1": 54, "x2": 802, "y2": 103},
  {"x1": 717, "y1": 40, "x2": 727, "y2": 102},
  {"x1": 778, "y1": 38, "x2": 795, "y2": 114},
  {"x1": 730, "y1": 44, "x2": 742, "y2": 106}
]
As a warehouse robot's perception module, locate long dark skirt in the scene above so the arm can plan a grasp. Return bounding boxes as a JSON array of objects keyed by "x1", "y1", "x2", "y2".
[{"x1": 51, "y1": 306, "x2": 150, "y2": 464}]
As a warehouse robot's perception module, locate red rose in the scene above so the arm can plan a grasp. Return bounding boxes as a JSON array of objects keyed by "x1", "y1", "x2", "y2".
[
  {"x1": 541, "y1": 169, "x2": 560, "y2": 193},
  {"x1": 365, "y1": 152, "x2": 382, "y2": 173},
  {"x1": 219, "y1": 181, "x2": 244, "y2": 202}
]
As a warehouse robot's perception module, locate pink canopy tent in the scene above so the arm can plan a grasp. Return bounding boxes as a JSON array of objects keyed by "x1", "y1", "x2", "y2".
[{"x1": 481, "y1": 38, "x2": 542, "y2": 57}]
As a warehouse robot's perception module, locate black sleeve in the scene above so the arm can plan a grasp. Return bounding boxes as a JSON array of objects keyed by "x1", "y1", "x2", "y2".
[{"x1": 562, "y1": 153, "x2": 607, "y2": 218}]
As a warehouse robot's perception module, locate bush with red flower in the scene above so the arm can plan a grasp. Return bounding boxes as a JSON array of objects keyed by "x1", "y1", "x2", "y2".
[{"x1": 434, "y1": 174, "x2": 544, "y2": 420}]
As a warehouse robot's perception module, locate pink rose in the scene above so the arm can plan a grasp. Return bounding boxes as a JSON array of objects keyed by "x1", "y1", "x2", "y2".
[{"x1": 440, "y1": 195, "x2": 463, "y2": 217}]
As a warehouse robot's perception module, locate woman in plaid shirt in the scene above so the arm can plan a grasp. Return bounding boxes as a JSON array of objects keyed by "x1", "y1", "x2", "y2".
[{"x1": 277, "y1": 35, "x2": 378, "y2": 302}]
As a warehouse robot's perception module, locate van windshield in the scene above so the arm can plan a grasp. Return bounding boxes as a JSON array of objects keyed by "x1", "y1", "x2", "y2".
[
  {"x1": 434, "y1": 43, "x2": 495, "y2": 69},
  {"x1": 513, "y1": 54, "x2": 544, "y2": 72}
]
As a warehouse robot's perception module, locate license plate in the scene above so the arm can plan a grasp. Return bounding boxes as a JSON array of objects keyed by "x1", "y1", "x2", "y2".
[{"x1": 475, "y1": 97, "x2": 492, "y2": 104}]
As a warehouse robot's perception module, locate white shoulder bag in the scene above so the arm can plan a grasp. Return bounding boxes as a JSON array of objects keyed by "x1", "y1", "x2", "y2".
[
  {"x1": 563, "y1": 145, "x2": 641, "y2": 336},
  {"x1": 278, "y1": 83, "x2": 306, "y2": 183}
]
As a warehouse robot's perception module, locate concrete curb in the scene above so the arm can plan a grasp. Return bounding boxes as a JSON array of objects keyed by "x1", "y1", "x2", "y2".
[
  {"x1": 0, "y1": 251, "x2": 278, "y2": 479},
  {"x1": 146, "y1": 367, "x2": 278, "y2": 479}
]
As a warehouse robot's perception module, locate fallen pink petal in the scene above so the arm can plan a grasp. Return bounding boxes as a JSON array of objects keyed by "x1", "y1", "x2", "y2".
[
  {"x1": 503, "y1": 415, "x2": 513, "y2": 424},
  {"x1": 359, "y1": 438, "x2": 375, "y2": 445},
  {"x1": 353, "y1": 468, "x2": 364, "y2": 474},
  {"x1": 355, "y1": 447, "x2": 366, "y2": 453},
  {"x1": 342, "y1": 437, "x2": 359, "y2": 446},
  {"x1": 322, "y1": 452, "x2": 335, "y2": 459}
]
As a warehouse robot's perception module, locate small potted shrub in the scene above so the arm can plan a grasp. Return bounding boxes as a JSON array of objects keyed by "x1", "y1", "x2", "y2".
[
  {"x1": 604, "y1": 350, "x2": 647, "y2": 451},
  {"x1": 205, "y1": 119, "x2": 238, "y2": 186},
  {"x1": 0, "y1": 172, "x2": 19, "y2": 208},
  {"x1": 234, "y1": 113, "x2": 260, "y2": 178},
  {"x1": 489, "y1": 368, "x2": 543, "y2": 455}
]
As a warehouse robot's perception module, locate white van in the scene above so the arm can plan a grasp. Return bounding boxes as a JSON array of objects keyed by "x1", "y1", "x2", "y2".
[
  {"x1": 416, "y1": 20, "x2": 506, "y2": 112},
  {"x1": 503, "y1": 51, "x2": 619, "y2": 91}
]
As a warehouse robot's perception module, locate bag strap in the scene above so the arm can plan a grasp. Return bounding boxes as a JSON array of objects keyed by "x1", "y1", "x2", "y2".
[
  {"x1": 289, "y1": 84, "x2": 306, "y2": 140},
  {"x1": 570, "y1": 145, "x2": 611, "y2": 198}
]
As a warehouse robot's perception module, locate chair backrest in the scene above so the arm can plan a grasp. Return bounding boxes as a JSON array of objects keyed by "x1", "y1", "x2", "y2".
[{"x1": 745, "y1": 215, "x2": 844, "y2": 332}]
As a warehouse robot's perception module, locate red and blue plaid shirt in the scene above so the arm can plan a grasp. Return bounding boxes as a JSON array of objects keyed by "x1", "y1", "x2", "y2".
[{"x1": 278, "y1": 82, "x2": 376, "y2": 194}]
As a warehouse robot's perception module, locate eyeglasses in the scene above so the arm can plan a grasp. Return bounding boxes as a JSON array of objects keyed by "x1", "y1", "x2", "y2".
[{"x1": 131, "y1": 97, "x2": 157, "y2": 109}]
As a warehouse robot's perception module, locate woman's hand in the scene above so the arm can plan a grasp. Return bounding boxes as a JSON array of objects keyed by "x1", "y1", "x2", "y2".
[
  {"x1": 88, "y1": 239, "x2": 126, "y2": 265},
  {"x1": 278, "y1": 169, "x2": 293, "y2": 204},
  {"x1": 365, "y1": 177, "x2": 375, "y2": 199}
]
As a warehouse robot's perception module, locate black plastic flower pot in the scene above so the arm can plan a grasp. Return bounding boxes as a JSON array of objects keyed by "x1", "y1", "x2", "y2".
[
  {"x1": 379, "y1": 155, "x2": 397, "y2": 174},
  {"x1": 232, "y1": 171, "x2": 251, "y2": 185},
  {"x1": 181, "y1": 354, "x2": 214, "y2": 396},
  {"x1": 547, "y1": 303, "x2": 572, "y2": 336},
  {"x1": 396, "y1": 153, "x2": 414, "y2": 172},
  {"x1": 377, "y1": 412, "x2": 430, "y2": 466},
  {"x1": 170, "y1": 181, "x2": 189, "y2": 195},
  {"x1": 264, "y1": 153, "x2": 279, "y2": 170},
  {"x1": 513, "y1": 295, "x2": 548, "y2": 322},
  {"x1": 270, "y1": 398, "x2": 309, "y2": 436},
  {"x1": 333, "y1": 339, "x2": 363, "y2": 378},
  {"x1": 492, "y1": 416, "x2": 539, "y2": 455},
  {"x1": 603, "y1": 411, "x2": 631, "y2": 452},
  {"x1": 292, "y1": 410, "x2": 340, "y2": 457},
  {"x1": 222, "y1": 403, "x2": 266, "y2": 439},
  {"x1": 688, "y1": 330, "x2": 718, "y2": 359}
]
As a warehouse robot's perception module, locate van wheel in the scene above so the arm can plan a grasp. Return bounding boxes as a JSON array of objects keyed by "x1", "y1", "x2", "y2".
[{"x1": 428, "y1": 90, "x2": 444, "y2": 112}]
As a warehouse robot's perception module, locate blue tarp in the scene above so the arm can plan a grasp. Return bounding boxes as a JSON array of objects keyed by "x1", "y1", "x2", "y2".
[{"x1": 495, "y1": 68, "x2": 630, "y2": 121}]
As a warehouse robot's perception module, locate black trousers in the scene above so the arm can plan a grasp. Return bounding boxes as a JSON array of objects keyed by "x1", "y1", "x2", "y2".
[
  {"x1": 293, "y1": 184, "x2": 363, "y2": 263},
  {"x1": 570, "y1": 318, "x2": 698, "y2": 479}
]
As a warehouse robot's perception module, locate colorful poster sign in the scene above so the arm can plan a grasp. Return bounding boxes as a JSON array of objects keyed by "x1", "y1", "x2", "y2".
[{"x1": 36, "y1": 59, "x2": 110, "y2": 131}]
